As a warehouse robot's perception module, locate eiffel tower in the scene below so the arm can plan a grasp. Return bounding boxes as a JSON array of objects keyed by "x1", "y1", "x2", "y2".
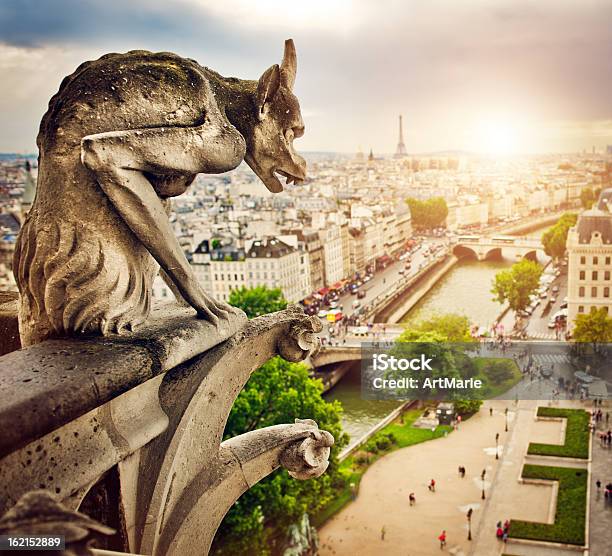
[{"x1": 394, "y1": 114, "x2": 407, "y2": 158}]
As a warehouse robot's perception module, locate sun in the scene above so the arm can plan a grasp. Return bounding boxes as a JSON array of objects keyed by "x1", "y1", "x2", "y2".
[{"x1": 474, "y1": 119, "x2": 522, "y2": 156}]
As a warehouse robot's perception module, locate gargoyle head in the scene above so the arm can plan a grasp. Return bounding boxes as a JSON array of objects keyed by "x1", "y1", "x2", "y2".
[{"x1": 244, "y1": 39, "x2": 307, "y2": 193}]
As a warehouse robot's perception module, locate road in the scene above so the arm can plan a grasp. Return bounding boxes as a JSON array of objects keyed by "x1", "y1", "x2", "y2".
[
  {"x1": 498, "y1": 265, "x2": 568, "y2": 341},
  {"x1": 319, "y1": 237, "x2": 448, "y2": 333}
]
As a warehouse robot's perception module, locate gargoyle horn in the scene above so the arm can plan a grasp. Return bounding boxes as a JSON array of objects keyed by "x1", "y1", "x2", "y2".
[{"x1": 281, "y1": 38, "x2": 297, "y2": 90}]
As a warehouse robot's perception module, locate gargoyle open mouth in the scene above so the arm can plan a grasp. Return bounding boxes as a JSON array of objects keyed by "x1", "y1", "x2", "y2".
[{"x1": 273, "y1": 168, "x2": 304, "y2": 186}]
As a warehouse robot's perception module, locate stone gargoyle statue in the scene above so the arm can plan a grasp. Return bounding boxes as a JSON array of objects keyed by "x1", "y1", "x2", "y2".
[{"x1": 14, "y1": 39, "x2": 307, "y2": 346}]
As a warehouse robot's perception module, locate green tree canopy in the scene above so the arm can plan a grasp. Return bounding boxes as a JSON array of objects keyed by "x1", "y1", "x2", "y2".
[
  {"x1": 214, "y1": 359, "x2": 348, "y2": 555},
  {"x1": 214, "y1": 286, "x2": 348, "y2": 555},
  {"x1": 491, "y1": 259, "x2": 543, "y2": 313},
  {"x1": 402, "y1": 313, "x2": 473, "y2": 342},
  {"x1": 406, "y1": 197, "x2": 448, "y2": 230},
  {"x1": 541, "y1": 212, "x2": 577, "y2": 259},
  {"x1": 229, "y1": 285, "x2": 287, "y2": 318},
  {"x1": 572, "y1": 307, "x2": 612, "y2": 344},
  {"x1": 393, "y1": 314, "x2": 478, "y2": 400}
]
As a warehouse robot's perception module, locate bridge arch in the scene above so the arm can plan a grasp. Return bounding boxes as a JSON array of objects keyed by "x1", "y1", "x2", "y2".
[
  {"x1": 523, "y1": 249, "x2": 538, "y2": 262},
  {"x1": 452, "y1": 245, "x2": 478, "y2": 259},
  {"x1": 482, "y1": 247, "x2": 503, "y2": 261}
]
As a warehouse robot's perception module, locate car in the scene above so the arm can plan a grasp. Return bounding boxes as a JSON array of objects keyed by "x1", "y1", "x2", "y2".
[
  {"x1": 327, "y1": 310, "x2": 344, "y2": 322},
  {"x1": 317, "y1": 309, "x2": 327, "y2": 318},
  {"x1": 352, "y1": 300, "x2": 361, "y2": 310},
  {"x1": 357, "y1": 290, "x2": 366, "y2": 299},
  {"x1": 330, "y1": 300, "x2": 339, "y2": 309},
  {"x1": 552, "y1": 285, "x2": 559, "y2": 293},
  {"x1": 398, "y1": 269, "x2": 405, "y2": 275}
]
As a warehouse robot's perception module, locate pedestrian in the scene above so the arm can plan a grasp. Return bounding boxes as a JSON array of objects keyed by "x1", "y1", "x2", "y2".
[
  {"x1": 458, "y1": 465, "x2": 462, "y2": 477},
  {"x1": 461, "y1": 466, "x2": 466, "y2": 478},
  {"x1": 409, "y1": 492, "x2": 415, "y2": 506},
  {"x1": 596, "y1": 479, "x2": 602, "y2": 491},
  {"x1": 428, "y1": 478, "x2": 436, "y2": 492},
  {"x1": 490, "y1": 407, "x2": 493, "y2": 417},
  {"x1": 381, "y1": 525, "x2": 386, "y2": 541},
  {"x1": 438, "y1": 530, "x2": 446, "y2": 549}
]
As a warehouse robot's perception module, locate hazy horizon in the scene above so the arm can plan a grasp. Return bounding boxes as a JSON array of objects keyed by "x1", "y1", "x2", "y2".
[{"x1": 1, "y1": 0, "x2": 611, "y2": 155}]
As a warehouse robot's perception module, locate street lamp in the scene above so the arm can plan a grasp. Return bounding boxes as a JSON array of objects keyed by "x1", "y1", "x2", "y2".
[
  {"x1": 505, "y1": 407, "x2": 509, "y2": 432},
  {"x1": 481, "y1": 469, "x2": 486, "y2": 500},
  {"x1": 495, "y1": 432, "x2": 500, "y2": 460},
  {"x1": 467, "y1": 508, "x2": 473, "y2": 541}
]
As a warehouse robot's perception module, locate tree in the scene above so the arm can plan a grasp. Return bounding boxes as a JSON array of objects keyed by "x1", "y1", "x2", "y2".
[
  {"x1": 572, "y1": 308, "x2": 612, "y2": 344},
  {"x1": 406, "y1": 197, "x2": 448, "y2": 230},
  {"x1": 482, "y1": 359, "x2": 515, "y2": 385},
  {"x1": 579, "y1": 187, "x2": 602, "y2": 209},
  {"x1": 402, "y1": 313, "x2": 473, "y2": 342},
  {"x1": 491, "y1": 259, "x2": 543, "y2": 314},
  {"x1": 541, "y1": 212, "x2": 577, "y2": 260},
  {"x1": 453, "y1": 399, "x2": 483, "y2": 415},
  {"x1": 213, "y1": 287, "x2": 348, "y2": 555},
  {"x1": 229, "y1": 285, "x2": 287, "y2": 318},
  {"x1": 214, "y1": 359, "x2": 348, "y2": 555}
]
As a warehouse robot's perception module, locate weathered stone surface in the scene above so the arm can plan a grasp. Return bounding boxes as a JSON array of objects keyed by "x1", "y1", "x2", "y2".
[
  {"x1": 0, "y1": 490, "x2": 114, "y2": 556},
  {"x1": 0, "y1": 301, "x2": 246, "y2": 459},
  {"x1": 0, "y1": 305, "x2": 329, "y2": 555},
  {"x1": 0, "y1": 291, "x2": 20, "y2": 356},
  {"x1": 13, "y1": 39, "x2": 306, "y2": 346}
]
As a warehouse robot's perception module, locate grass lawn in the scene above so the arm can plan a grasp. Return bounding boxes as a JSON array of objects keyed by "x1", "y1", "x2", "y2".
[
  {"x1": 473, "y1": 357, "x2": 523, "y2": 398},
  {"x1": 509, "y1": 464, "x2": 587, "y2": 546},
  {"x1": 527, "y1": 407, "x2": 590, "y2": 459},
  {"x1": 312, "y1": 408, "x2": 452, "y2": 527}
]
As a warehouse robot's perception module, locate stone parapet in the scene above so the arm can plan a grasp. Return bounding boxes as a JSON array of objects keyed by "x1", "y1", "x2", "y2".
[{"x1": 0, "y1": 302, "x2": 329, "y2": 555}]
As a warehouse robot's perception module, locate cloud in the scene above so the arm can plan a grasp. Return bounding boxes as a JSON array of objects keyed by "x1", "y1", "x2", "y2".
[{"x1": 0, "y1": 1, "x2": 611, "y2": 153}]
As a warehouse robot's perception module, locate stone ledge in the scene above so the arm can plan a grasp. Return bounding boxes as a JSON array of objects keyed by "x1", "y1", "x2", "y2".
[{"x1": 0, "y1": 301, "x2": 247, "y2": 459}]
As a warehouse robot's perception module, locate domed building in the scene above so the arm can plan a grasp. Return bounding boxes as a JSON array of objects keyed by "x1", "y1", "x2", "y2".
[{"x1": 566, "y1": 188, "x2": 612, "y2": 328}]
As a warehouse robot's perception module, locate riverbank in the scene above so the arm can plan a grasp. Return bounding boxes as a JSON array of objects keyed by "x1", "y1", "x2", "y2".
[{"x1": 374, "y1": 255, "x2": 458, "y2": 323}]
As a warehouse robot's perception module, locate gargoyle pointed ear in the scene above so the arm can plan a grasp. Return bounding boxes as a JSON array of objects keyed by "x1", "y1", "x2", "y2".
[
  {"x1": 280, "y1": 38, "x2": 297, "y2": 90},
  {"x1": 256, "y1": 64, "x2": 281, "y2": 118}
]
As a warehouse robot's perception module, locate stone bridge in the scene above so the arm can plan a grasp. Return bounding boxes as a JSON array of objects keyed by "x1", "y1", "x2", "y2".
[
  {"x1": 311, "y1": 325, "x2": 405, "y2": 367},
  {"x1": 452, "y1": 235, "x2": 543, "y2": 261}
]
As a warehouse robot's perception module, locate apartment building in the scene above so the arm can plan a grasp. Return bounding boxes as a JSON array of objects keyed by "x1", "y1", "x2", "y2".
[{"x1": 566, "y1": 189, "x2": 612, "y2": 328}]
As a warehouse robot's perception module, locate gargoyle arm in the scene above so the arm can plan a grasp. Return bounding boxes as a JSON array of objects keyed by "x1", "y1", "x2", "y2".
[{"x1": 80, "y1": 119, "x2": 246, "y2": 324}]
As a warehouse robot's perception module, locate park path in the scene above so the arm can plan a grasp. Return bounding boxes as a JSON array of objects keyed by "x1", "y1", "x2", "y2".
[
  {"x1": 318, "y1": 401, "x2": 515, "y2": 556},
  {"x1": 589, "y1": 410, "x2": 612, "y2": 556}
]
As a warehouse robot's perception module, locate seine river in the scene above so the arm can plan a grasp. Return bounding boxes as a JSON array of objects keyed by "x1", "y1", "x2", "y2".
[{"x1": 323, "y1": 256, "x2": 516, "y2": 441}]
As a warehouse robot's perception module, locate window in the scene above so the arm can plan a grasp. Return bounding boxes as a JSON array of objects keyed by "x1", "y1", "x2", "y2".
[
  {"x1": 606, "y1": 271, "x2": 610, "y2": 281},
  {"x1": 605, "y1": 287, "x2": 610, "y2": 298},
  {"x1": 593, "y1": 271, "x2": 598, "y2": 280},
  {"x1": 593, "y1": 256, "x2": 599, "y2": 265},
  {"x1": 578, "y1": 305, "x2": 584, "y2": 313},
  {"x1": 580, "y1": 256, "x2": 586, "y2": 264},
  {"x1": 579, "y1": 286, "x2": 585, "y2": 297},
  {"x1": 607, "y1": 257, "x2": 611, "y2": 265},
  {"x1": 591, "y1": 286, "x2": 597, "y2": 297},
  {"x1": 579, "y1": 271, "x2": 585, "y2": 280}
]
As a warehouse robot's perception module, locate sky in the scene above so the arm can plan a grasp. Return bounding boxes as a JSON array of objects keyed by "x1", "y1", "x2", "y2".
[{"x1": 0, "y1": 0, "x2": 611, "y2": 155}]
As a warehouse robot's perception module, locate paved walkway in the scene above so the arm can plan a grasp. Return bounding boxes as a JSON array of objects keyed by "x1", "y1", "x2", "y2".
[
  {"x1": 470, "y1": 400, "x2": 567, "y2": 556},
  {"x1": 589, "y1": 407, "x2": 612, "y2": 555},
  {"x1": 318, "y1": 401, "x2": 514, "y2": 556}
]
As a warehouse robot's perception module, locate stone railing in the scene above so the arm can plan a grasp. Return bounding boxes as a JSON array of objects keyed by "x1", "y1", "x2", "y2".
[{"x1": 0, "y1": 301, "x2": 331, "y2": 555}]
